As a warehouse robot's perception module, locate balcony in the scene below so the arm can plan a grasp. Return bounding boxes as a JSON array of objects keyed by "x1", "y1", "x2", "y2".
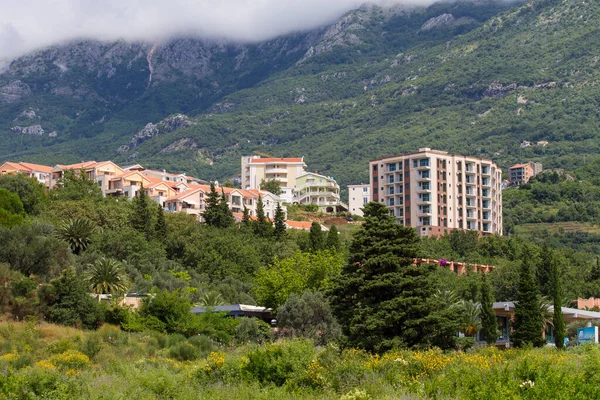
[
  {"x1": 416, "y1": 196, "x2": 431, "y2": 205},
  {"x1": 417, "y1": 208, "x2": 432, "y2": 216},
  {"x1": 482, "y1": 179, "x2": 491, "y2": 187},
  {"x1": 465, "y1": 164, "x2": 476, "y2": 174},
  {"x1": 482, "y1": 202, "x2": 491, "y2": 210},
  {"x1": 265, "y1": 167, "x2": 289, "y2": 174},
  {"x1": 481, "y1": 166, "x2": 491, "y2": 176},
  {"x1": 416, "y1": 185, "x2": 431, "y2": 193},
  {"x1": 416, "y1": 172, "x2": 431, "y2": 181},
  {"x1": 466, "y1": 201, "x2": 477, "y2": 208},
  {"x1": 466, "y1": 212, "x2": 477, "y2": 220}
]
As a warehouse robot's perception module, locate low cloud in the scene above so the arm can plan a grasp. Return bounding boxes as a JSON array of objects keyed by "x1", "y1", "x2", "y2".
[{"x1": 0, "y1": 0, "x2": 438, "y2": 59}]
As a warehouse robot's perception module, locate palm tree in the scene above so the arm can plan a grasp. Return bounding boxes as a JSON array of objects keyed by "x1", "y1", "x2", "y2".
[
  {"x1": 459, "y1": 300, "x2": 482, "y2": 337},
  {"x1": 87, "y1": 258, "x2": 131, "y2": 296},
  {"x1": 433, "y1": 289, "x2": 461, "y2": 308},
  {"x1": 198, "y1": 292, "x2": 225, "y2": 307},
  {"x1": 56, "y1": 218, "x2": 98, "y2": 255}
]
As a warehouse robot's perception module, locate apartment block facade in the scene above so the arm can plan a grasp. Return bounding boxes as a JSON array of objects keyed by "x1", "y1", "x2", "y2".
[
  {"x1": 241, "y1": 156, "x2": 307, "y2": 203},
  {"x1": 347, "y1": 184, "x2": 371, "y2": 217},
  {"x1": 370, "y1": 148, "x2": 503, "y2": 237},
  {"x1": 508, "y1": 162, "x2": 542, "y2": 185}
]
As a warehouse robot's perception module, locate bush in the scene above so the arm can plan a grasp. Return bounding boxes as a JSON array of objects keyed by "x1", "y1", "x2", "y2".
[
  {"x1": 169, "y1": 342, "x2": 199, "y2": 361},
  {"x1": 244, "y1": 339, "x2": 315, "y2": 386},
  {"x1": 188, "y1": 335, "x2": 214, "y2": 357},
  {"x1": 80, "y1": 332, "x2": 103, "y2": 359},
  {"x1": 234, "y1": 318, "x2": 273, "y2": 344}
]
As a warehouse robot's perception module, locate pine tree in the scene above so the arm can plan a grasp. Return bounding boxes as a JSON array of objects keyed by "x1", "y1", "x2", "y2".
[
  {"x1": 512, "y1": 252, "x2": 545, "y2": 348},
  {"x1": 480, "y1": 274, "x2": 498, "y2": 345},
  {"x1": 309, "y1": 222, "x2": 324, "y2": 252},
  {"x1": 253, "y1": 195, "x2": 272, "y2": 237},
  {"x1": 325, "y1": 224, "x2": 341, "y2": 251},
  {"x1": 130, "y1": 184, "x2": 154, "y2": 238},
  {"x1": 202, "y1": 182, "x2": 221, "y2": 226},
  {"x1": 328, "y1": 202, "x2": 459, "y2": 352},
  {"x1": 551, "y1": 254, "x2": 566, "y2": 349},
  {"x1": 536, "y1": 242, "x2": 553, "y2": 297},
  {"x1": 274, "y1": 202, "x2": 286, "y2": 239},
  {"x1": 155, "y1": 203, "x2": 167, "y2": 240}
]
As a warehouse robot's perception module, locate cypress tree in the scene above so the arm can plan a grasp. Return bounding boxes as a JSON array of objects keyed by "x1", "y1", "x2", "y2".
[
  {"x1": 130, "y1": 184, "x2": 154, "y2": 238},
  {"x1": 328, "y1": 202, "x2": 459, "y2": 352},
  {"x1": 253, "y1": 195, "x2": 272, "y2": 237},
  {"x1": 155, "y1": 203, "x2": 167, "y2": 240},
  {"x1": 480, "y1": 273, "x2": 498, "y2": 345},
  {"x1": 591, "y1": 257, "x2": 600, "y2": 281},
  {"x1": 274, "y1": 202, "x2": 286, "y2": 239},
  {"x1": 512, "y1": 252, "x2": 545, "y2": 348},
  {"x1": 218, "y1": 189, "x2": 234, "y2": 228},
  {"x1": 202, "y1": 182, "x2": 221, "y2": 226},
  {"x1": 242, "y1": 205, "x2": 251, "y2": 226},
  {"x1": 551, "y1": 254, "x2": 566, "y2": 349},
  {"x1": 536, "y1": 242, "x2": 553, "y2": 297},
  {"x1": 309, "y1": 222, "x2": 325, "y2": 252},
  {"x1": 325, "y1": 224, "x2": 341, "y2": 251}
]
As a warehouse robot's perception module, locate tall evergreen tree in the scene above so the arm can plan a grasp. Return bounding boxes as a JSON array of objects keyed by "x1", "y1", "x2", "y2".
[
  {"x1": 480, "y1": 274, "x2": 498, "y2": 345},
  {"x1": 202, "y1": 182, "x2": 222, "y2": 226},
  {"x1": 274, "y1": 202, "x2": 286, "y2": 239},
  {"x1": 536, "y1": 242, "x2": 553, "y2": 297},
  {"x1": 325, "y1": 224, "x2": 341, "y2": 251},
  {"x1": 155, "y1": 203, "x2": 167, "y2": 240},
  {"x1": 512, "y1": 252, "x2": 545, "y2": 348},
  {"x1": 218, "y1": 189, "x2": 235, "y2": 228},
  {"x1": 309, "y1": 222, "x2": 325, "y2": 252},
  {"x1": 591, "y1": 257, "x2": 600, "y2": 281},
  {"x1": 242, "y1": 205, "x2": 251, "y2": 226},
  {"x1": 551, "y1": 254, "x2": 566, "y2": 349},
  {"x1": 130, "y1": 184, "x2": 154, "y2": 238},
  {"x1": 328, "y1": 202, "x2": 459, "y2": 352},
  {"x1": 253, "y1": 195, "x2": 272, "y2": 237}
]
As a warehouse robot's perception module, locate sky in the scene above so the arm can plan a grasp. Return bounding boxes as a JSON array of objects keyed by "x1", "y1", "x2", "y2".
[{"x1": 0, "y1": 0, "x2": 438, "y2": 60}]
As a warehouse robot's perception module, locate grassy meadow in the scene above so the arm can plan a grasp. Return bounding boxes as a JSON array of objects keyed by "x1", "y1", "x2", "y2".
[{"x1": 0, "y1": 320, "x2": 599, "y2": 399}]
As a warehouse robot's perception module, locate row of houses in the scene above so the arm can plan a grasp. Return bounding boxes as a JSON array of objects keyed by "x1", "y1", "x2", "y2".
[{"x1": 0, "y1": 160, "x2": 289, "y2": 220}]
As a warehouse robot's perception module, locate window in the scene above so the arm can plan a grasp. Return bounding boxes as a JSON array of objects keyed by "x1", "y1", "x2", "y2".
[
  {"x1": 363, "y1": 197, "x2": 368, "y2": 205},
  {"x1": 388, "y1": 163, "x2": 397, "y2": 172},
  {"x1": 389, "y1": 198, "x2": 395, "y2": 206},
  {"x1": 363, "y1": 187, "x2": 368, "y2": 193}
]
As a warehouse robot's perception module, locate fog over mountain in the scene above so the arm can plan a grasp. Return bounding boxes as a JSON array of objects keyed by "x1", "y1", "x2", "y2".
[{"x1": 0, "y1": 0, "x2": 485, "y2": 59}]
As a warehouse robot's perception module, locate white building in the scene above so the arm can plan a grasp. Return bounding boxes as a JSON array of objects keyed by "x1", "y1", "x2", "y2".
[
  {"x1": 347, "y1": 184, "x2": 371, "y2": 216},
  {"x1": 241, "y1": 156, "x2": 307, "y2": 203}
]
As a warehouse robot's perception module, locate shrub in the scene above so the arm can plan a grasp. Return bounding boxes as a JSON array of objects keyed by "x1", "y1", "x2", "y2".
[
  {"x1": 234, "y1": 318, "x2": 273, "y2": 344},
  {"x1": 244, "y1": 339, "x2": 315, "y2": 386},
  {"x1": 169, "y1": 342, "x2": 199, "y2": 361},
  {"x1": 80, "y1": 333, "x2": 103, "y2": 359},
  {"x1": 188, "y1": 335, "x2": 214, "y2": 357}
]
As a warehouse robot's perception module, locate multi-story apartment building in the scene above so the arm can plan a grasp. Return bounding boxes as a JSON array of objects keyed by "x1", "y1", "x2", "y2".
[
  {"x1": 50, "y1": 161, "x2": 125, "y2": 192},
  {"x1": 294, "y1": 172, "x2": 347, "y2": 213},
  {"x1": 508, "y1": 162, "x2": 542, "y2": 185},
  {"x1": 347, "y1": 184, "x2": 371, "y2": 216},
  {"x1": 370, "y1": 148, "x2": 502, "y2": 237},
  {"x1": 241, "y1": 156, "x2": 307, "y2": 203},
  {"x1": 0, "y1": 162, "x2": 53, "y2": 188}
]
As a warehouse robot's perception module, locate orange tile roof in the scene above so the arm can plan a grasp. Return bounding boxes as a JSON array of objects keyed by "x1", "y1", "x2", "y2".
[
  {"x1": 0, "y1": 162, "x2": 25, "y2": 171},
  {"x1": 509, "y1": 163, "x2": 530, "y2": 169},
  {"x1": 56, "y1": 161, "x2": 97, "y2": 170},
  {"x1": 18, "y1": 162, "x2": 53, "y2": 173},
  {"x1": 250, "y1": 157, "x2": 303, "y2": 163},
  {"x1": 167, "y1": 187, "x2": 206, "y2": 201},
  {"x1": 285, "y1": 220, "x2": 313, "y2": 229}
]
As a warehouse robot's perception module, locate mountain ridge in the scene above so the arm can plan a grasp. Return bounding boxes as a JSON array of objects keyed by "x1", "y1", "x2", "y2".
[{"x1": 3, "y1": 0, "x2": 597, "y2": 194}]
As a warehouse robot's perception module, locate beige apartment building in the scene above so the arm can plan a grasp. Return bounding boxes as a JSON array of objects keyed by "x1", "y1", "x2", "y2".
[
  {"x1": 508, "y1": 162, "x2": 542, "y2": 185},
  {"x1": 347, "y1": 184, "x2": 371, "y2": 217},
  {"x1": 241, "y1": 156, "x2": 307, "y2": 203},
  {"x1": 370, "y1": 148, "x2": 503, "y2": 237}
]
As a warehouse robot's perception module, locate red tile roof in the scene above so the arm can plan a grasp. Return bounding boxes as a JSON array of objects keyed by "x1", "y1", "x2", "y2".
[{"x1": 249, "y1": 157, "x2": 303, "y2": 163}]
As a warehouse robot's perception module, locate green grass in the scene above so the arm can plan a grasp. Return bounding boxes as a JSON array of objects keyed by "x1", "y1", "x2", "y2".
[{"x1": 514, "y1": 222, "x2": 600, "y2": 235}]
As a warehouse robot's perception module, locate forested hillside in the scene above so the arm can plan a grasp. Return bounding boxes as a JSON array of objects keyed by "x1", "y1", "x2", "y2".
[{"x1": 5, "y1": 0, "x2": 597, "y2": 188}]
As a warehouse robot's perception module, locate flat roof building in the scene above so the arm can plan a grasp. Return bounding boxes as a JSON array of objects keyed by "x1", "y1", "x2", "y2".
[{"x1": 370, "y1": 148, "x2": 502, "y2": 236}]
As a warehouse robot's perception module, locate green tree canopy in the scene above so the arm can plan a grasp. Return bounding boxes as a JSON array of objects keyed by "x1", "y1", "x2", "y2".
[
  {"x1": 512, "y1": 251, "x2": 545, "y2": 348},
  {"x1": 276, "y1": 290, "x2": 341, "y2": 346},
  {"x1": 260, "y1": 179, "x2": 282, "y2": 196},
  {"x1": 51, "y1": 169, "x2": 103, "y2": 201},
  {"x1": 328, "y1": 202, "x2": 459, "y2": 352},
  {"x1": 0, "y1": 174, "x2": 48, "y2": 215},
  {"x1": 480, "y1": 274, "x2": 498, "y2": 345}
]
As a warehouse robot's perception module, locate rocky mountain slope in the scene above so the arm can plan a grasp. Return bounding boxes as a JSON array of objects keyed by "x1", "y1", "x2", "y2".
[{"x1": 2, "y1": 0, "x2": 598, "y2": 192}]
